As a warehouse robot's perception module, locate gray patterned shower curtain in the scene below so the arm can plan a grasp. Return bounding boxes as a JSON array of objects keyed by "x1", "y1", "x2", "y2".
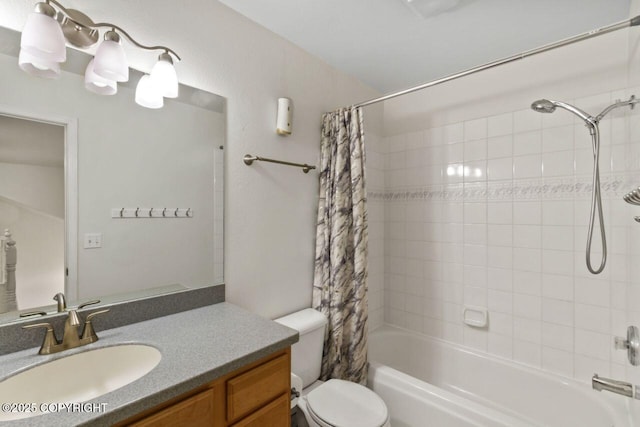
[{"x1": 312, "y1": 106, "x2": 369, "y2": 385}]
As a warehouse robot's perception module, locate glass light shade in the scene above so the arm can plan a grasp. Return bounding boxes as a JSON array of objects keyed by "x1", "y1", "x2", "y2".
[
  {"x1": 20, "y1": 11, "x2": 66, "y2": 63},
  {"x1": 150, "y1": 58, "x2": 178, "y2": 98},
  {"x1": 85, "y1": 59, "x2": 117, "y2": 95},
  {"x1": 93, "y1": 40, "x2": 129, "y2": 82},
  {"x1": 135, "y1": 75, "x2": 163, "y2": 109},
  {"x1": 18, "y1": 49, "x2": 60, "y2": 79}
]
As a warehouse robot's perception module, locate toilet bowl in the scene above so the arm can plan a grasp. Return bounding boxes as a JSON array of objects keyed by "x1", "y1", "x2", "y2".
[
  {"x1": 298, "y1": 379, "x2": 390, "y2": 427},
  {"x1": 275, "y1": 308, "x2": 390, "y2": 427}
]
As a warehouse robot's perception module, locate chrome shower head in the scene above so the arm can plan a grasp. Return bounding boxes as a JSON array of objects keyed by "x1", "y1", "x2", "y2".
[
  {"x1": 531, "y1": 98, "x2": 593, "y2": 124},
  {"x1": 531, "y1": 99, "x2": 556, "y2": 113}
]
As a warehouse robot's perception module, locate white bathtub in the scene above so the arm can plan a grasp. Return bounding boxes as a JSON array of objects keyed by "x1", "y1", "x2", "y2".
[{"x1": 368, "y1": 325, "x2": 635, "y2": 427}]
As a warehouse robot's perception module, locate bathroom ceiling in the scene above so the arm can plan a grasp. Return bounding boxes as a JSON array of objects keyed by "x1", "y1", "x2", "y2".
[{"x1": 218, "y1": 0, "x2": 630, "y2": 94}]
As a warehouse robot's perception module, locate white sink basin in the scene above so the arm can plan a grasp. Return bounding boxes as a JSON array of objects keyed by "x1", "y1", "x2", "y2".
[{"x1": 0, "y1": 344, "x2": 161, "y2": 421}]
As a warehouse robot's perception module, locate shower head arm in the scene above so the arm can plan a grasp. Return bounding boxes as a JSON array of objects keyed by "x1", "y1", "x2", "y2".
[
  {"x1": 594, "y1": 95, "x2": 639, "y2": 123},
  {"x1": 548, "y1": 100, "x2": 595, "y2": 125}
]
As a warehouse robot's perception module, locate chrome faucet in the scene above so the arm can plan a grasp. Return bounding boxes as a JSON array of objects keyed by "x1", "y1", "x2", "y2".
[
  {"x1": 53, "y1": 292, "x2": 66, "y2": 312},
  {"x1": 22, "y1": 298, "x2": 110, "y2": 355},
  {"x1": 592, "y1": 374, "x2": 638, "y2": 399}
]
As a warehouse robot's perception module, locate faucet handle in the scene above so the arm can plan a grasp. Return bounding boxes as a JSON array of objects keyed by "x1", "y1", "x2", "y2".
[
  {"x1": 81, "y1": 309, "x2": 110, "y2": 342},
  {"x1": 614, "y1": 326, "x2": 640, "y2": 366},
  {"x1": 19, "y1": 311, "x2": 47, "y2": 318},
  {"x1": 22, "y1": 322, "x2": 59, "y2": 355},
  {"x1": 78, "y1": 300, "x2": 101, "y2": 310}
]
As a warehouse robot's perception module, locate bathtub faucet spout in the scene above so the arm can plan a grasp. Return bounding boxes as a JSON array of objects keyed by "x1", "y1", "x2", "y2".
[{"x1": 592, "y1": 374, "x2": 635, "y2": 398}]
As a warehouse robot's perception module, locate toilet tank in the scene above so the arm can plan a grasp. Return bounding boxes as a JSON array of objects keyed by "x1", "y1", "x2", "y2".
[{"x1": 275, "y1": 308, "x2": 327, "y2": 388}]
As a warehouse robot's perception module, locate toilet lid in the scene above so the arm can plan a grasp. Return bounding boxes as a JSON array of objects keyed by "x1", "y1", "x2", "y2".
[{"x1": 306, "y1": 379, "x2": 388, "y2": 427}]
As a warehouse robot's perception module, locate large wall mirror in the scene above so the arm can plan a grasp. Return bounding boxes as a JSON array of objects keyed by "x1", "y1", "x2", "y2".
[{"x1": 0, "y1": 26, "x2": 224, "y2": 321}]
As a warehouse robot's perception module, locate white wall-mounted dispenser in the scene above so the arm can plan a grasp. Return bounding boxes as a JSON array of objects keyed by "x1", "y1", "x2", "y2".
[{"x1": 276, "y1": 97, "x2": 292, "y2": 135}]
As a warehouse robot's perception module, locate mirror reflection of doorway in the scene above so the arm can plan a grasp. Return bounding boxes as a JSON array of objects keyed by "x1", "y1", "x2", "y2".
[{"x1": 0, "y1": 114, "x2": 64, "y2": 312}]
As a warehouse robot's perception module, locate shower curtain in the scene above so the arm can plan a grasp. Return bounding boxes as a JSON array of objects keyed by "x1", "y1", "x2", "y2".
[{"x1": 312, "y1": 106, "x2": 369, "y2": 385}]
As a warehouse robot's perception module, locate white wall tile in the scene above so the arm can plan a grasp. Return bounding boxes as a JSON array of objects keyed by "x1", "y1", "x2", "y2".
[
  {"x1": 514, "y1": 317, "x2": 542, "y2": 344},
  {"x1": 464, "y1": 203, "x2": 487, "y2": 224},
  {"x1": 574, "y1": 303, "x2": 610, "y2": 334},
  {"x1": 513, "y1": 202, "x2": 541, "y2": 225},
  {"x1": 406, "y1": 130, "x2": 428, "y2": 150},
  {"x1": 513, "y1": 154, "x2": 542, "y2": 179},
  {"x1": 513, "y1": 131, "x2": 542, "y2": 156},
  {"x1": 513, "y1": 270, "x2": 541, "y2": 296},
  {"x1": 488, "y1": 135, "x2": 513, "y2": 158},
  {"x1": 464, "y1": 224, "x2": 487, "y2": 245},
  {"x1": 574, "y1": 355, "x2": 609, "y2": 382},
  {"x1": 463, "y1": 326, "x2": 488, "y2": 351},
  {"x1": 514, "y1": 109, "x2": 542, "y2": 133},
  {"x1": 574, "y1": 278, "x2": 610, "y2": 307},
  {"x1": 513, "y1": 248, "x2": 541, "y2": 272},
  {"x1": 488, "y1": 202, "x2": 513, "y2": 224},
  {"x1": 542, "y1": 298, "x2": 573, "y2": 327},
  {"x1": 542, "y1": 274, "x2": 574, "y2": 301},
  {"x1": 542, "y1": 226, "x2": 574, "y2": 251},
  {"x1": 464, "y1": 265, "x2": 487, "y2": 287},
  {"x1": 513, "y1": 340, "x2": 542, "y2": 368},
  {"x1": 488, "y1": 333, "x2": 513, "y2": 359},
  {"x1": 488, "y1": 268, "x2": 512, "y2": 292},
  {"x1": 542, "y1": 322, "x2": 573, "y2": 352},
  {"x1": 464, "y1": 118, "x2": 487, "y2": 141},
  {"x1": 489, "y1": 289, "x2": 513, "y2": 314},
  {"x1": 514, "y1": 294, "x2": 542, "y2": 320},
  {"x1": 542, "y1": 201, "x2": 574, "y2": 226},
  {"x1": 542, "y1": 150, "x2": 574, "y2": 177},
  {"x1": 463, "y1": 244, "x2": 487, "y2": 267},
  {"x1": 542, "y1": 250, "x2": 574, "y2": 276},
  {"x1": 487, "y1": 225, "x2": 512, "y2": 247},
  {"x1": 513, "y1": 225, "x2": 541, "y2": 248},
  {"x1": 542, "y1": 125, "x2": 574, "y2": 152},
  {"x1": 464, "y1": 139, "x2": 488, "y2": 161},
  {"x1": 542, "y1": 347, "x2": 574, "y2": 378},
  {"x1": 488, "y1": 246, "x2": 513, "y2": 269},
  {"x1": 488, "y1": 113, "x2": 513, "y2": 137},
  {"x1": 574, "y1": 329, "x2": 610, "y2": 360}
]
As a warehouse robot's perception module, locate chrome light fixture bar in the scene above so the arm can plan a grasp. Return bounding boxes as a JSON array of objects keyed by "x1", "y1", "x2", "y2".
[{"x1": 19, "y1": 0, "x2": 181, "y2": 108}]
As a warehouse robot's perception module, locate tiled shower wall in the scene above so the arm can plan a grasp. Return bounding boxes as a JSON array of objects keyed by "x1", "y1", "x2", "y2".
[
  {"x1": 366, "y1": 131, "x2": 386, "y2": 331},
  {"x1": 372, "y1": 1, "x2": 640, "y2": 383},
  {"x1": 381, "y1": 91, "x2": 640, "y2": 382}
]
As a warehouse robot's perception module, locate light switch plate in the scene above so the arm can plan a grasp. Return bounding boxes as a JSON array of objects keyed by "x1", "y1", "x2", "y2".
[{"x1": 84, "y1": 233, "x2": 102, "y2": 249}]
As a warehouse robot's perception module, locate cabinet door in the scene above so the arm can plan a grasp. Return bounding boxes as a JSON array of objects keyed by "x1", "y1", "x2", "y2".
[
  {"x1": 230, "y1": 393, "x2": 289, "y2": 427},
  {"x1": 129, "y1": 388, "x2": 215, "y2": 427},
  {"x1": 226, "y1": 354, "x2": 289, "y2": 422}
]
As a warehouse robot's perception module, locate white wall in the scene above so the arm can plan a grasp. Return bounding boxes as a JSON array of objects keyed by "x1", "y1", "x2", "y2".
[
  {"x1": 379, "y1": 17, "x2": 640, "y2": 385},
  {"x1": 0, "y1": 162, "x2": 64, "y2": 219},
  {"x1": 0, "y1": 198, "x2": 64, "y2": 309},
  {"x1": 77, "y1": 1, "x2": 382, "y2": 319}
]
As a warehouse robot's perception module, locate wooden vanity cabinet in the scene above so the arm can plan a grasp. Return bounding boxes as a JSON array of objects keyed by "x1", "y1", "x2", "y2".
[{"x1": 120, "y1": 348, "x2": 291, "y2": 427}]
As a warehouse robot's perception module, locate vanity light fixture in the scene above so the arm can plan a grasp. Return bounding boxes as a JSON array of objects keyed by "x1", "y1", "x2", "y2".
[
  {"x1": 135, "y1": 75, "x2": 164, "y2": 109},
  {"x1": 18, "y1": 0, "x2": 181, "y2": 108}
]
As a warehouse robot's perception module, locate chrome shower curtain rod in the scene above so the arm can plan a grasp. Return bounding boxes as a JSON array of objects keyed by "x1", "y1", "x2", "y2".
[{"x1": 354, "y1": 15, "x2": 640, "y2": 108}]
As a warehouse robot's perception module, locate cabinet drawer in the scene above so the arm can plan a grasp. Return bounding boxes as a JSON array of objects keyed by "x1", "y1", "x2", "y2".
[
  {"x1": 226, "y1": 354, "x2": 289, "y2": 422},
  {"x1": 129, "y1": 387, "x2": 214, "y2": 427},
  {"x1": 230, "y1": 393, "x2": 289, "y2": 427}
]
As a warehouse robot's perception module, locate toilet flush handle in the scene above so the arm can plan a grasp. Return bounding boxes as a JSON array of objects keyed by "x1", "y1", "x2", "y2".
[{"x1": 291, "y1": 387, "x2": 301, "y2": 400}]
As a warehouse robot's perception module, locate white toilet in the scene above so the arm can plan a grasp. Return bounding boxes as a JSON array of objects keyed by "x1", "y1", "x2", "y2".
[{"x1": 275, "y1": 308, "x2": 390, "y2": 427}]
